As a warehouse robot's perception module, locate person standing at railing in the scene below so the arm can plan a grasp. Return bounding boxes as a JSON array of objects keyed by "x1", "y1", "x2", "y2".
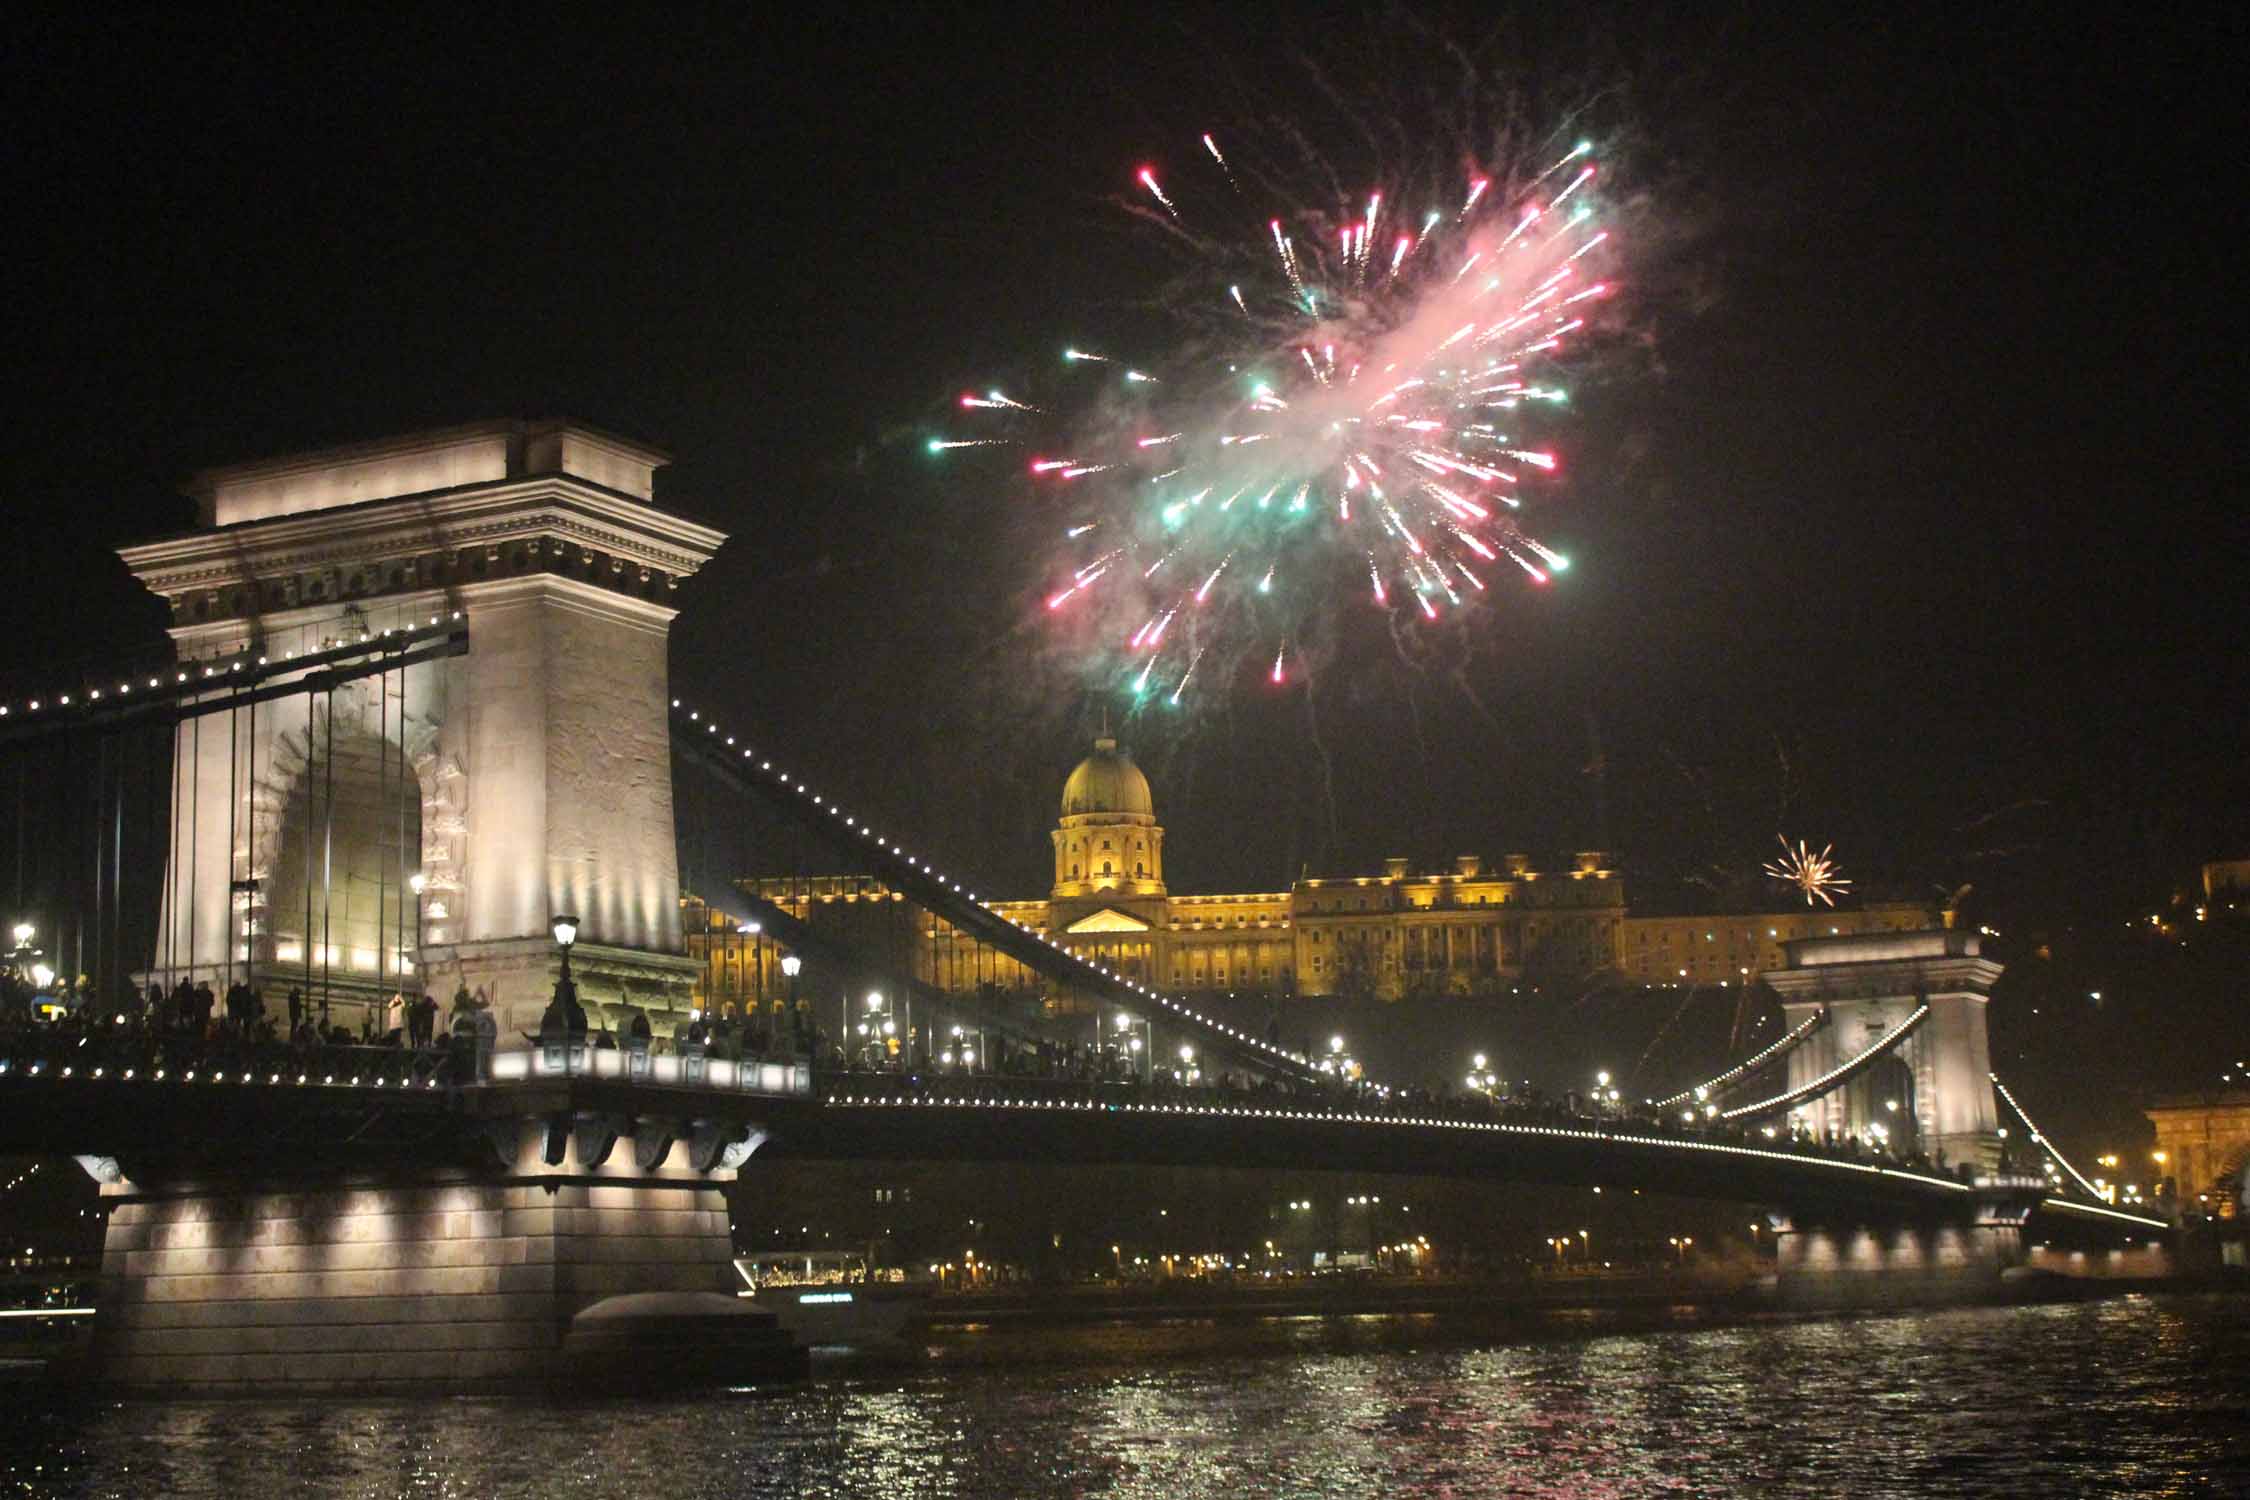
[{"x1": 473, "y1": 1004, "x2": 497, "y2": 1078}]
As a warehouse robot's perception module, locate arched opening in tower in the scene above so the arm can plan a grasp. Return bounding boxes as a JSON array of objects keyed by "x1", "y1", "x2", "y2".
[
  {"x1": 1852, "y1": 1053, "x2": 1919, "y2": 1157},
  {"x1": 258, "y1": 708, "x2": 424, "y2": 1016}
]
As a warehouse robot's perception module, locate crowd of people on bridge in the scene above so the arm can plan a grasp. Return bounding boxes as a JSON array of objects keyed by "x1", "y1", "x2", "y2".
[{"x1": 0, "y1": 966, "x2": 505, "y2": 1081}]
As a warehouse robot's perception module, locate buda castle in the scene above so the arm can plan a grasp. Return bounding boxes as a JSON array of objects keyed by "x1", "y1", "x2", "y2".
[{"x1": 686, "y1": 735, "x2": 1936, "y2": 1013}]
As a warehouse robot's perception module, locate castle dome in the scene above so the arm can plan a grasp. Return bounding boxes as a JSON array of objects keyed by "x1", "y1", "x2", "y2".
[{"x1": 1061, "y1": 735, "x2": 1154, "y2": 820}]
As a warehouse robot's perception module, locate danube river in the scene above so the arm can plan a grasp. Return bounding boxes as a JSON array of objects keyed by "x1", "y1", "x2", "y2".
[{"x1": 8, "y1": 1294, "x2": 2247, "y2": 1497}]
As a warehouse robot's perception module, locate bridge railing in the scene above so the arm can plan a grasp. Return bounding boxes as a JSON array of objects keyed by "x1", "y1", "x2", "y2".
[
  {"x1": 0, "y1": 1027, "x2": 458, "y2": 1089},
  {"x1": 0, "y1": 1024, "x2": 812, "y2": 1099},
  {"x1": 489, "y1": 1040, "x2": 812, "y2": 1097}
]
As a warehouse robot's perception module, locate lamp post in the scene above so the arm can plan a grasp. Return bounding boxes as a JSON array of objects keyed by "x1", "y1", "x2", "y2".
[
  {"x1": 1113, "y1": 1011, "x2": 1149, "y2": 1080},
  {"x1": 1467, "y1": 1052, "x2": 1499, "y2": 1099},
  {"x1": 552, "y1": 914, "x2": 579, "y2": 980},
  {"x1": 859, "y1": 990, "x2": 899, "y2": 1070},
  {"x1": 541, "y1": 914, "x2": 584, "y2": 1045},
  {"x1": 6, "y1": 922, "x2": 40, "y2": 986},
  {"x1": 779, "y1": 953, "x2": 802, "y2": 1059}
]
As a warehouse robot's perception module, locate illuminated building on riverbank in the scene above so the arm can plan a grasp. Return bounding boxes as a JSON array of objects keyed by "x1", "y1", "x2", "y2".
[{"x1": 685, "y1": 734, "x2": 1935, "y2": 1013}]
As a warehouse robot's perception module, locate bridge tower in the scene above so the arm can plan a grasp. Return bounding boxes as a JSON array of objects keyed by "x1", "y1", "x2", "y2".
[
  {"x1": 119, "y1": 420, "x2": 725, "y2": 1041},
  {"x1": 1764, "y1": 929, "x2": 2003, "y2": 1171}
]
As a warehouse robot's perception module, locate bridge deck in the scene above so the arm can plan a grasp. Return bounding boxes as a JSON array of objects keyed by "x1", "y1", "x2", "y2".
[{"x1": 0, "y1": 1044, "x2": 2066, "y2": 1222}]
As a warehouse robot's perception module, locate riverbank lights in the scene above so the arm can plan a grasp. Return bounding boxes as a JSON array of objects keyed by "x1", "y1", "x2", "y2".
[
  {"x1": 866, "y1": 991, "x2": 884, "y2": 1012},
  {"x1": 1115, "y1": 1013, "x2": 1133, "y2": 1032},
  {"x1": 1329, "y1": 1035, "x2": 1345, "y2": 1055},
  {"x1": 1596, "y1": 1070, "x2": 1611, "y2": 1088},
  {"x1": 9, "y1": 922, "x2": 32, "y2": 946},
  {"x1": 1179, "y1": 1044, "x2": 1195, "y2": 1063},
  {"x1": 1473, "y1": 1053, "x2": 1487, "y2": 1070}
]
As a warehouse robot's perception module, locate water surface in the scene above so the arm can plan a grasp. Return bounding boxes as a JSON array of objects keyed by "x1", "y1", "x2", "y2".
[{"x1": 8, "y1": 1294, "x2": 2247, "y2": 1497}]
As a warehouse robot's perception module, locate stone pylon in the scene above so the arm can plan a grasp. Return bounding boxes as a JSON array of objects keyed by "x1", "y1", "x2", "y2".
[{"x1": 120, "y1": 420, "x2": 726, "y2": 1041}]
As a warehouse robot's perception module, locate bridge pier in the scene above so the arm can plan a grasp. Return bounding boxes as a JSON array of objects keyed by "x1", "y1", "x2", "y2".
[
  {"x1": 75, "y1": 1110, "x2": 800, "y2": 1394},
  {"x1": 1763, "y1": 1170, "x2": 2173, "y2": 1307},
  {"x1": 1771, "y1": 1217, "x2": 2024, "y2": 1308}
]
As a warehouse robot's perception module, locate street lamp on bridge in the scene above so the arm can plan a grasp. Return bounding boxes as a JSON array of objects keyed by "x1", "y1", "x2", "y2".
[
  {"x1": 858, "y1": 990, "x2": 898, "y2": 1069},
  {"x1": 779, "y1": 953, "x2": 802, "y2": 1055},
  {"x1": 5, "y1": 923, "x2": 42, "y2": 988},
  {"x1": 1112, "y1": 1011, "x2": 1150, "y2": 1080},
  {"x1": 541, "y1": 914, "x2": 585, "y2": 1041},
  {"x1": 551, "y1": 914, "x2": 579, "y2": 972}
]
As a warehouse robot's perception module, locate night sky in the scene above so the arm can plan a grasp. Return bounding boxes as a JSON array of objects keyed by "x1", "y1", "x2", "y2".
[{"x1": 4, "y1": 8, "x2": 2242, "y2": 1137}]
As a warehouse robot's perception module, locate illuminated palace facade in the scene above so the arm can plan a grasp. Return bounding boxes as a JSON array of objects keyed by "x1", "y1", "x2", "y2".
[{"x1": 683, "y1": 734, "x2": 1937, "y2": 1012}]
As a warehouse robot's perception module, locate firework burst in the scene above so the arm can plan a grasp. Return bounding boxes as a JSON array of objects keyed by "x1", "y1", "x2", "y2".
[
  {"x1": 931, "y1": 127, "x2": 1618, "y2": 706},
  {"x1": 1764, "y1": 836, "x2": 1853, "y2": 908}
]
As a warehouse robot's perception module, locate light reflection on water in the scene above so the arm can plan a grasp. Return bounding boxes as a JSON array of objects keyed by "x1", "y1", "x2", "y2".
[{"x1": 8, "y1": 1294, "x2": 2249, "y2": 1497}]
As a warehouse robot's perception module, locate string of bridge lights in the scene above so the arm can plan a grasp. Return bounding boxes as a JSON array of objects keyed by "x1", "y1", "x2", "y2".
[
  {"x1": 1718, "y1": 1006, "x2": 1930, "y2": 1123},
  {"x1": 0, "y1": 615, "x2": 465, "y2": 721},
  {"x1": 822, "y1": 1087, "x2": 1980, "y2": 1193},
  {"x1": 1990, "y1": 1070, "x2": 2109, "y2": 1205},
  {"x1": 0, "y1": 1057, "x2": 445, "y2": 1089},
  {"x1": 1651, "y1": 1009, "x2": 1829, "y2": 1112},
  {"x1": 668, "y1": 698, "x2": 1323, "y2": 1080}
]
